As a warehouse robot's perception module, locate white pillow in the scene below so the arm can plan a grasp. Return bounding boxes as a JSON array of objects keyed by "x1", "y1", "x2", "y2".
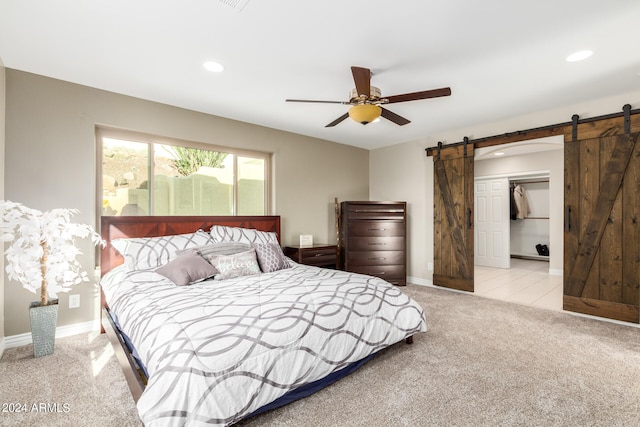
[
  {"x1": 209, "y1": 225, "x2": 278, "y2": 245},
  {"x1": 111, "y1": 230, "x2": 214, "y2": 270}
]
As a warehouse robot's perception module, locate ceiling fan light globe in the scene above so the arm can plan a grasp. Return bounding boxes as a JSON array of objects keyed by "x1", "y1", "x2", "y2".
[{"x1": 348, "y1": 104, "x2": 382, "y2": 125}]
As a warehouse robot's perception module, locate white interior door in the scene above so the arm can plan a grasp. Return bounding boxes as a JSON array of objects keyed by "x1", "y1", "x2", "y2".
[{"x1": 475, "y1": 178, "x2": 510, "y2": 268}]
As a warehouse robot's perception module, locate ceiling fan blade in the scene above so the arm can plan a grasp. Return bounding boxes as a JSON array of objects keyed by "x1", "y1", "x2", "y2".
[
  {"x1": 286, "y1": 99, "x2": 347, "y2": 104},
  {"x1": 384, "y1": 87, "x2": 451, "y2": 104},
  {"x1": 325, "y1": 113, "x2": 350, "y2": 128},
  {"x1": 351, "y1": 66, "x2": 371, "y2": 98},
  {"x1": 380, "y1": 107, "x2": 410, "y2": 126}
]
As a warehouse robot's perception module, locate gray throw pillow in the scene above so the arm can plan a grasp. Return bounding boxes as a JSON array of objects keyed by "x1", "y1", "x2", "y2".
[
  {"x1": 251, "y1": 242, "x2": 290, "y2": 273},
  {"x1": 155, "y1": 249, "x2": 218, "y2": 286}
]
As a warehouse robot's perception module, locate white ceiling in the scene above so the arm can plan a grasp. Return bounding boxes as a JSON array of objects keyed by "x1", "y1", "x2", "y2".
[{"x1": 1, "y1": 0, "x2": 639, "y2": 150}]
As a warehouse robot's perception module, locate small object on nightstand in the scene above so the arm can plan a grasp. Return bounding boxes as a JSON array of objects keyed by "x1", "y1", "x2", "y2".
[
  {"x1": 299, "y1": 234, "x2": 313, "y2": 246},
  {"x1": 284, "y1": 244, "x2": 337, "y2": 268}
]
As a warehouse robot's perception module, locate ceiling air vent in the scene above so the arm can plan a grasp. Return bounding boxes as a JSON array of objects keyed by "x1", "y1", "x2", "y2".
[{"x1": 218, "y1": 0, "x2": 250, "y2": 11}]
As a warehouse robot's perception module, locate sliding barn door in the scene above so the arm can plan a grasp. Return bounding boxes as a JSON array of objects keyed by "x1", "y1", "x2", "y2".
[
  {"x1": 433, "y1": 143, "x2": 474, "y2": 292},
  {"x1": 564, "y1": 132, "x2": 640, "y2": 323}
]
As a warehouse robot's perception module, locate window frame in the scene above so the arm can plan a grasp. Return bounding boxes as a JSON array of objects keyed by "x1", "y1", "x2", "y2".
[{"x1": 96, "y1": 126, "x2": 272, "y2": 218}]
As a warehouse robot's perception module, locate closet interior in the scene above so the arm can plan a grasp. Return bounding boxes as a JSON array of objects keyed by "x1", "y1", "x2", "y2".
[{"x1": 509, "y1": 176, "x2": 550, "y2": 261}]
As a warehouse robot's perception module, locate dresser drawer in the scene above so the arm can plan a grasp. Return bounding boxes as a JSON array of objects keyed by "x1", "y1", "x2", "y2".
[
  {"x1": 347, "y1": 221, "x2": 405, "y2": 237},
  {"x1": 348, "y1": 265, "x2": 405, "y2": 279},
  {"x1": 346, "y1": 250, "x2": 405, "y2": 266},
  {"x1": 348, "y1": 236, "x2": 405, "y2": 251},
  {"x1": 346, "y1": 203, "x2": 406, "y2": 220},
  {"x1": 349, "y1": 265, "x2": 406, "y2": 286}
]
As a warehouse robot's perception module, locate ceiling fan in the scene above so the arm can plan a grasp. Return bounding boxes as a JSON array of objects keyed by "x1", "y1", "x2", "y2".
[{"x1": 286, "y1": 66, "x2": 451, "y2": 127}]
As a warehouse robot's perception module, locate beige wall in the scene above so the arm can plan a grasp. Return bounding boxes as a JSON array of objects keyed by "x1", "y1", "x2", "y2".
[
  {"x1": 370, "y1": 90, "x2": 640, "y2": 285},
  {"x1": 0, "y1": 58, "x2": 5, "y2": 346},
  {"x1": 4, "y1": 69, "x2": 369, "y2": 336},
  {"x1": 369, "y1": 140, "x2": 431, "y2": 283}
]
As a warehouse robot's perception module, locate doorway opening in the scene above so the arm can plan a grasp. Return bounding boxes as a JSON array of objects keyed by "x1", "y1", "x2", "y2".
[{"x1": 473, "y1": 136, "x2": 564, "y2": 310}]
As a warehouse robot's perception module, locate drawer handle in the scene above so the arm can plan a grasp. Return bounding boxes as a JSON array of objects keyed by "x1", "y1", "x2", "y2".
[
  {"x1": 368, "y1": 257, "x2": 386, "y2": 261},
  {"x1": 368, "y1": 243, "x2": 386, "y2": 246},
  {"x1": 367, "y1": 228, "x2": 386, "y2": 231},
  {"x1": 314, "y1": 253, "x2": 324, "y2": 257}
]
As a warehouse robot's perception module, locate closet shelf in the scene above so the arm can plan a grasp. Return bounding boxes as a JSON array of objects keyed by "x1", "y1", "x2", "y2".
[
  {"x1": 523, "y1": 216, "x2": 549, "y2": 220},
  {"x1": 510, "y1": 179, "x2": 549, "y2": 185}
]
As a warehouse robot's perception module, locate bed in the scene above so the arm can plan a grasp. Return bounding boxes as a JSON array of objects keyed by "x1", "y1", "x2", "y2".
[{"x1": 100, "y1": 215, "x2": 427, "y2": 426}]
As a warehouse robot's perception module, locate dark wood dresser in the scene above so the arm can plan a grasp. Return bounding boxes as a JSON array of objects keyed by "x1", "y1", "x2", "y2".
[
  {"x1": 284, "y1": 244, "x2": 337, "y2": 268},
  {"x1": 339, "y1": 201, "x2": 407, "y2": 286}
]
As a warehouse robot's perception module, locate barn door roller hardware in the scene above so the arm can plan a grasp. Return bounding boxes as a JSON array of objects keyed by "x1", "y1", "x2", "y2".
[
  {"x1": 623, "y1": 104, "x2": 631, "y2": 134},
  {"x1": 571, "y1": 114, "x2": 580, "y2": 141}
]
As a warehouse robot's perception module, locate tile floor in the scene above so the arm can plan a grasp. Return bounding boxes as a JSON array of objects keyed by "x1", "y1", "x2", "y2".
[{"x1": 474, "y1": 258, "x2": 563, "y2": 311}]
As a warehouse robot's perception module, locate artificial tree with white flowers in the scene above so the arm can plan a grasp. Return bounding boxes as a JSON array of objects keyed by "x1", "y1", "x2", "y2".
[{"x1": 0, "y1": 200, "x2": 104, "y2": 306}]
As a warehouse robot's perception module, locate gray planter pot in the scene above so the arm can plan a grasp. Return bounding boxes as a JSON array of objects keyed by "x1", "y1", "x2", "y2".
[{"x1": 29, "y1": 299, "x2": 59, "y2": 357}]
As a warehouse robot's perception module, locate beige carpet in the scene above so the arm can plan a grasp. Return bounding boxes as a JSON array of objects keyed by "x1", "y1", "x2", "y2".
[
  {"x1": 241, "y1": 285, "x2": 640, "y2": 426},
  {"x1": 2, "y1": 285, "x2": 640, "y2": 426},
  {"x1": 0, "y1": 331, "x2": 140, "y2": 426}
]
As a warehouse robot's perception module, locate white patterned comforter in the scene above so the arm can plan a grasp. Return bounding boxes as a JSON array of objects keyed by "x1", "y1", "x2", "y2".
[{"x1": 101, "y1": 262, "x2": 427, "y2": 426}]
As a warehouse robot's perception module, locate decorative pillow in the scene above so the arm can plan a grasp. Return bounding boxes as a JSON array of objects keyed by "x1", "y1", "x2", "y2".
[
  {"x1": 111, "y1": 230, "x2": 214, "y2": 270},
  {"x1": 177, "y1": 242, "x2": 251, "y2": 264},
  {"x1": 251, "y1": 242, "x2": 290, "y2": 273},
  {"x1": 209, "y1": 248, "x2": 262, "y2": 281},
  {"x1": 155, "y1": 249, "x2": 217, "y2": 286},
  {"x1": 209, "y1": 225, "x2": 278, "y2": 245}
]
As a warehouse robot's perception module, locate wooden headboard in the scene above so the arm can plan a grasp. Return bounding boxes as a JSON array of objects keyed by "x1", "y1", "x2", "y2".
[{"x1": 100, "y1": 215, "x2": 281, "y2": 277}]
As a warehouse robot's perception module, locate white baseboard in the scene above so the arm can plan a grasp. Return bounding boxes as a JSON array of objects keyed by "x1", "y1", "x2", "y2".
[
  {"x1": 407, "y1": 276, "x2": 433, "y2": 287},
  {"x1": 549, "y1": 268, "x2": 563, "y2": 276},
  {"x1": 0, "y1": 336, "x2": 5, "y2": 359},
  {"x1": 4, "y1": 320, "x2": 100, "y2": 349}
]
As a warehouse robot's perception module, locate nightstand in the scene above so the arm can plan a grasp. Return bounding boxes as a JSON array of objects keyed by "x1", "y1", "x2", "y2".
[{"x1": 284, "y1": 244, "x2": 337, "y2": 268}]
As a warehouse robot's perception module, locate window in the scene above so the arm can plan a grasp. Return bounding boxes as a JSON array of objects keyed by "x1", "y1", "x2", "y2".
[{"x1": 97, "y1": 128, "x2": 270, "y2": 216}]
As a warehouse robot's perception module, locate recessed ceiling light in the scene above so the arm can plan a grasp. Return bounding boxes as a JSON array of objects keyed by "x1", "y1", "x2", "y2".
[
  {"x1": 566, "y1": 50, "x2": 593, "y2": 62},
  {"x1": 494, "y1": 152, "x2": 505, "y2": 156},
  {"x1": 203, "y1": 61, "x2": 224, "y2": 72}
]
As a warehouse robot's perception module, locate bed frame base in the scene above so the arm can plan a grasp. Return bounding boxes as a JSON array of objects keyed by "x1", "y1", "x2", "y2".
[{"x1": 102, "y1": 307, "x2": 145, "y2": 403}]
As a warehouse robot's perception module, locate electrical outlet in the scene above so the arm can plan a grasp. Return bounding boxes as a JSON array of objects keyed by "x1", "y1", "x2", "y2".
[
  {"x1": 428, "y1": 262, "x2": 434, "y2": 271},
  {"x1": 69, "y1": 294, "x2": 80, "y2": 309}
]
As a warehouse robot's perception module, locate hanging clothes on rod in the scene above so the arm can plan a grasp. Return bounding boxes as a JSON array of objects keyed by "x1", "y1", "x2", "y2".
[
  {"x1": 513, "y1": 184, "x2": 530, "y2": 219},
  {"x1": 510, "y1": 183, "x2": 517, "y2": 220}
]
